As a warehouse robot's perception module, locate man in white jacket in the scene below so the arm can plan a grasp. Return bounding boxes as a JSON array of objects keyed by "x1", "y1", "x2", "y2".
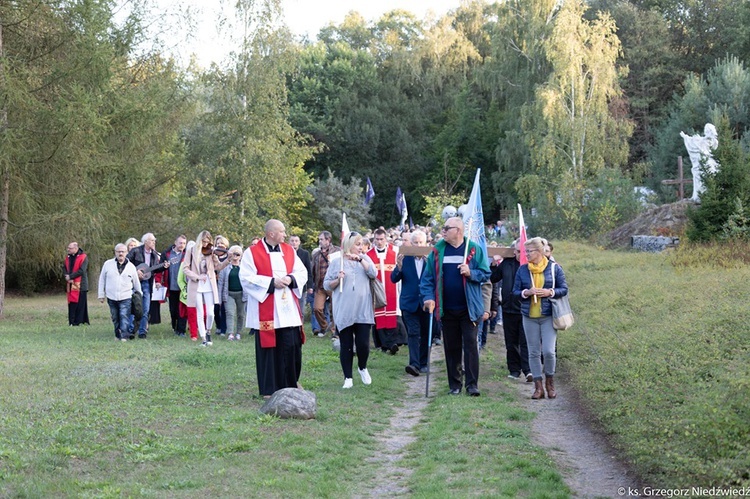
[{"x1": 99, "y1": 243, "x2": 142, "y2": 341}]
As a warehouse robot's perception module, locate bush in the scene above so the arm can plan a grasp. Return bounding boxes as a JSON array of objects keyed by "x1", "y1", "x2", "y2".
[
  {"x1": 524, "y1": 168, "x2": 641, "y2": 239},
  {"x1": 687, "y1": 119, "x2": 750, "y2": 242}
]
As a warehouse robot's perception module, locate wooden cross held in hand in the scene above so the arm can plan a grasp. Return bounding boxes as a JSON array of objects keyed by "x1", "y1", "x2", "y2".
[{"x1": 661, "y1": 156, "x2": 693, "y2": 200}]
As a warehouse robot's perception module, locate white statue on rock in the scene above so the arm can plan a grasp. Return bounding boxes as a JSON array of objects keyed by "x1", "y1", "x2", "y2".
[{"x1": 680, "y1": 123, "x2": 719, "y2": 202}]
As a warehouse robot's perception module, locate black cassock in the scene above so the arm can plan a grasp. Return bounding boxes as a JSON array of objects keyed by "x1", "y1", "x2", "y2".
[{"x1": 254, "y1": 326, "x2": 303, "y2": 396}]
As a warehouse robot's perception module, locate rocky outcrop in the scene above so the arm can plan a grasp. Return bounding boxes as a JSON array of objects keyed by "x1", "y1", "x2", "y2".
[{"x1": 606, "y1": 201, "x2": 693, "y2": 249}]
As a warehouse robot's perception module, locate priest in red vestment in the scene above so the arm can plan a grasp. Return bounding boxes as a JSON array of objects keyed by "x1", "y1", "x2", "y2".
[
  {"x1": 240, "y1": 219, "x2": 308, "y2": 397},
  {"x1": 64, "y1": 241, "x2": 90, "y2": 326},
  {"x1": 367, "y1": 228, "x2": 400, "y2": 354}
]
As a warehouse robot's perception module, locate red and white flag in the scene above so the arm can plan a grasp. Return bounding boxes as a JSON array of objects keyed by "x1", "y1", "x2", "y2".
[{"x1": 517, "y1": 203, "x2": 528, "y2": 265}]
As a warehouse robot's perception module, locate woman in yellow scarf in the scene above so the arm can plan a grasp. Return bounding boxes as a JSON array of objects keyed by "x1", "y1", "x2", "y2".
[{"x1": 512, "y1": 237, "x2": 569, "y2": 399}]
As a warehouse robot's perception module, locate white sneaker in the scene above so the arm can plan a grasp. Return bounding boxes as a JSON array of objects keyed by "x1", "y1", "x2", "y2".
[
  {"x1": 358, "y1": 368, "x2": 372, "y2": 385},
  {"x1": 342, "y1": 378, "x2": 353, "y2": 389},
  {"x1": 206, "y1": 334, "x2": 212, "y2": 346},
  {"x1": 228, "y1": 334, "x2": 235, "y2": 341},
  {"x1": 236, "y1": 333, "x2": 241, "y2": 341}
]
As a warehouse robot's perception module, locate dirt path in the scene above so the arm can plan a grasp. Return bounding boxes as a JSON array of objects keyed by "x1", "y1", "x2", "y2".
[
  {"x1": 362, "y1": 331, "x2": 639, "y2": 498},
  {"x1": 362, "y1": 344, "x2": 444, "y2": 497},
  {"x1": 508, "y1": 370, "x2": 640, "y2": 497},
  {"x1": 498, "y1": 328, "x2": 640, "y2": 498}
]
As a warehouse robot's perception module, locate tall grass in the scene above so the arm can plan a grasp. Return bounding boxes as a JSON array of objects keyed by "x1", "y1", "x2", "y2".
[
  {"x1": 560, "y1": 241, "x2": 750, "y2": 488},
  {"x1": 0, "y1": 295, "x2": 568, "y2": 497}
]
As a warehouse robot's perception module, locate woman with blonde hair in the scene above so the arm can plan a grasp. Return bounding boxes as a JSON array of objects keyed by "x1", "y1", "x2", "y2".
[
  {"x1": 324, "y1": 231, "x2": 378, "y2": 389},
  {"x1": 178, "y1": 240, "x2": 199, "y2": 340},
  {"x1": 125, "y1": 237, "x2": 140, "y2": 252},
  {"x1": 182, "y1": 231, "x2": 230, "y2": 346},
  {"x1": 512, "y1": 237, "x2": 569, "y2": 399}
]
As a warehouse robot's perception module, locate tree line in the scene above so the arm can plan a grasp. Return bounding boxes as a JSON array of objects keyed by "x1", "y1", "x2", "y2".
[{"x1": 2, "y1": 0, "x2": 750, "y2": 314}]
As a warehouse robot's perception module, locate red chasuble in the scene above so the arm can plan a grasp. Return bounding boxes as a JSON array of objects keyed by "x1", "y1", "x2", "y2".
[
  {"x1": 367, "y1": 245, "x2": 398, "y2": 329},
  {"x1": 65, "y1": 253, "x2": 87, "y2": 304},
  {"x1": 250, "y1": 242, "x2": 304, "y2": 348}
]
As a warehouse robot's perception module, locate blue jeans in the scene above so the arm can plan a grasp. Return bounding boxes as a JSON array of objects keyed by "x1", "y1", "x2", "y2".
[
  {"x1": 107, "y1": 298, "x2": 132, "y2": 339},
  {"x1": 306, "y1": 291, "x2": 319, "y2": 331},
  {"x1": 138, "y1": 280, "x2": 151, "y2": 334},
  {"x1": 402, "y1": 308, "x2": 431, "y2": 370},
  {"x1": 478, "y1": 319, "x2": 487, "y2": 349}
]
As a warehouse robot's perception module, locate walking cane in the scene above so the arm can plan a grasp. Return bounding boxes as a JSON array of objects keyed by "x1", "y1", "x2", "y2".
[{"x1": 425, "y1": 310, "x2": 434, "y2": 398}]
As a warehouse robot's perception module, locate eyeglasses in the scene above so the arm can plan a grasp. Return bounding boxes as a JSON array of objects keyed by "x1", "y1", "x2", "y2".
[
  {"x1": 231, "y1": 252, "x2": 241, "y2": 257},
  {"x1": 525, "y1": 249, "x2": 539, "y2": 255},
  {"x1": 441, "y1": 226, "x2": 458, "y2": 232}
]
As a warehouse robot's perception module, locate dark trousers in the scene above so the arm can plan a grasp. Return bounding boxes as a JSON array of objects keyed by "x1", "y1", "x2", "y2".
[
  {"x1": 215, "y1": 302, "x2": 227, "y2": 334},
  {"x1": 68, "y1": 291, "x2": 89, "y2": 326},
  {"x1": 376, "y1": 327, "x2": 399, "y2": 350},
  {"x1": 441, "y1": 309, "x2": 479, "y2": 391},
  {"x1": 253, "y1": 326, "x2": 302, "y2": 396},
  {"x1": 402, "y1": 308, "x2": 431, "y2": 370},
  {"x1": 168, "y1": 290, "x2": 186, "y2": 334},
  {"x1": 502, "y1": 312, "x2": 530, "y2": 376},
  {"x1": 339, "y1": 323, "x2": 371, "y2": 378}
]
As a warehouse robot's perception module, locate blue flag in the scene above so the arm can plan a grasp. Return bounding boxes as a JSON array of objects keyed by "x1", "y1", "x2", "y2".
[
  {"x1": 396, "y1": 187, "x2": 405, "y2": 214},
  {"x1": 365, "y1": 177, "x2": 375, "y2": 205},
  {"x1": 463, "y1": 169, "x2": 487, "y2": 259}
]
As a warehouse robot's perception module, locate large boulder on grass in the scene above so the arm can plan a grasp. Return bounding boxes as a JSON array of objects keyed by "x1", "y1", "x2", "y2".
[{"x1": 260, "y1": 388, "x2": 317, "y2": 419}]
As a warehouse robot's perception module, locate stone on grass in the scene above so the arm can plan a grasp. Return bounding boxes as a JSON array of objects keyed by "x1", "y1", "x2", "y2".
[{"x1": 260, "y1": 388, "x2": 317, "y2": 420}]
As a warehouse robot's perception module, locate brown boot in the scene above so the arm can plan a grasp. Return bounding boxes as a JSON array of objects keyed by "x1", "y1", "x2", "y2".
[
  {"x1": 531, "y1": 379, "x2": 545, "y2": 400},
  {"x1": 545, "y1": 376, "x2": 557, "y2": 399}
]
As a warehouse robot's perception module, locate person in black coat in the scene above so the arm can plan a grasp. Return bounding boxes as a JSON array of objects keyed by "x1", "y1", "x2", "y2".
[
  {"x1": 289, "y1": 235, "x2": 312, "y2": 295},
  {"x1": 126, "y1": 233, "x2": 169, "y2": 339},
  {"x1": 490, "y1": 239, "x2": 532, "y2": 381}
]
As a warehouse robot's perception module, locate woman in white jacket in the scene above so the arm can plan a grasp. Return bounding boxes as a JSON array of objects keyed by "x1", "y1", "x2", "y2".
[
  {"x1": 98, "y1": 243, "x2": 142, "y2": 341},
  {"x1": 182, "y1": 231, "x2": 230, "y2": 346}
]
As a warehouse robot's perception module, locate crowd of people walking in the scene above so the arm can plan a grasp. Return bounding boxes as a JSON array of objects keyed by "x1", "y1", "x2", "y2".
[{"x1": 73, "y1": 215, "x2": 569, "y2": 400}]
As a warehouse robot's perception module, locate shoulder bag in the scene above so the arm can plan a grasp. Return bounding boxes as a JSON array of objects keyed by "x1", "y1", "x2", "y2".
[
  {"x1": 131, "y1": 290, "x2": 144, "y2": 322},
  {"x1": 550, "y1": 263, "x2": 574, "y2": 331},
  {"x1": 370, "y1": 277, "x2": 387, "y2": 309}
]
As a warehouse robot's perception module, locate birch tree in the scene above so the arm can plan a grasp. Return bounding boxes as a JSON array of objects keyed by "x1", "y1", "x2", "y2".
[{"x1": 527, "y1": 0, "x2": 632, "y2": 183}]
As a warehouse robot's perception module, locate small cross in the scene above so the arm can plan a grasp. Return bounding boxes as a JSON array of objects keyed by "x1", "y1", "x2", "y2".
[{"x1": 661, "y1": 156, "x2": 693, "y2": 200}]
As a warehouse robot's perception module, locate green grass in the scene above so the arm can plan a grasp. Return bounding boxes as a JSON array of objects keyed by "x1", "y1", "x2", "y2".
[
  {"x1": 560, "y1": 241, "x2": 750, "y2": 489},
  {"x1": 0, "y1": 295, "x2": 568, "y2": 497}
]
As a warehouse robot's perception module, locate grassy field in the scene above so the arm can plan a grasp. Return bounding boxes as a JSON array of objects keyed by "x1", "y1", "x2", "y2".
[
  {"x1": 560, "y1": 241, "x2": 750, "y2": 489},
  {"x1": 0, "y1": 295, "x2": 568, "y2": 498},
  {"x1": 4, "y1": 241, "x2": 746, "y2": 496}
]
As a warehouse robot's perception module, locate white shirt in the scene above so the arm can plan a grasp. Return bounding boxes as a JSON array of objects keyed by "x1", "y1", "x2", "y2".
[{"x1": 239, "y1": 243, "x2": 308, "y2": 330}]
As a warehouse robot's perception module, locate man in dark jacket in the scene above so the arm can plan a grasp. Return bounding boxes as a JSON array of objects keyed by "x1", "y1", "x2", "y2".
[
  {"x1": 490, "y1": 239, "x2": 532, "y2": 381},
  {"x1": 289, "y1": 235, "x2": 312, "y2": 294},
  {"x1": 127, "y1": 233, "x2": 169, "y2": 339},
  {"x1": 162, "y1": 235, "x2": 187, "y2": 336},
  {"x1": 391, "y1": 230, "x2": 431, "y2": 376}
]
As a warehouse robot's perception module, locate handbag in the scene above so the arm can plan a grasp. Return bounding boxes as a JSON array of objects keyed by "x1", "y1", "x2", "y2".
[
  {"x1": 131, "y1": 290, "x2": 143, "y2": 322},
  {"x1": 550, "y1": 263, "x2": 574, "y2": 330},
  {"x1": 370, "y1": 278, "x2": 387, "y2": 309}
]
